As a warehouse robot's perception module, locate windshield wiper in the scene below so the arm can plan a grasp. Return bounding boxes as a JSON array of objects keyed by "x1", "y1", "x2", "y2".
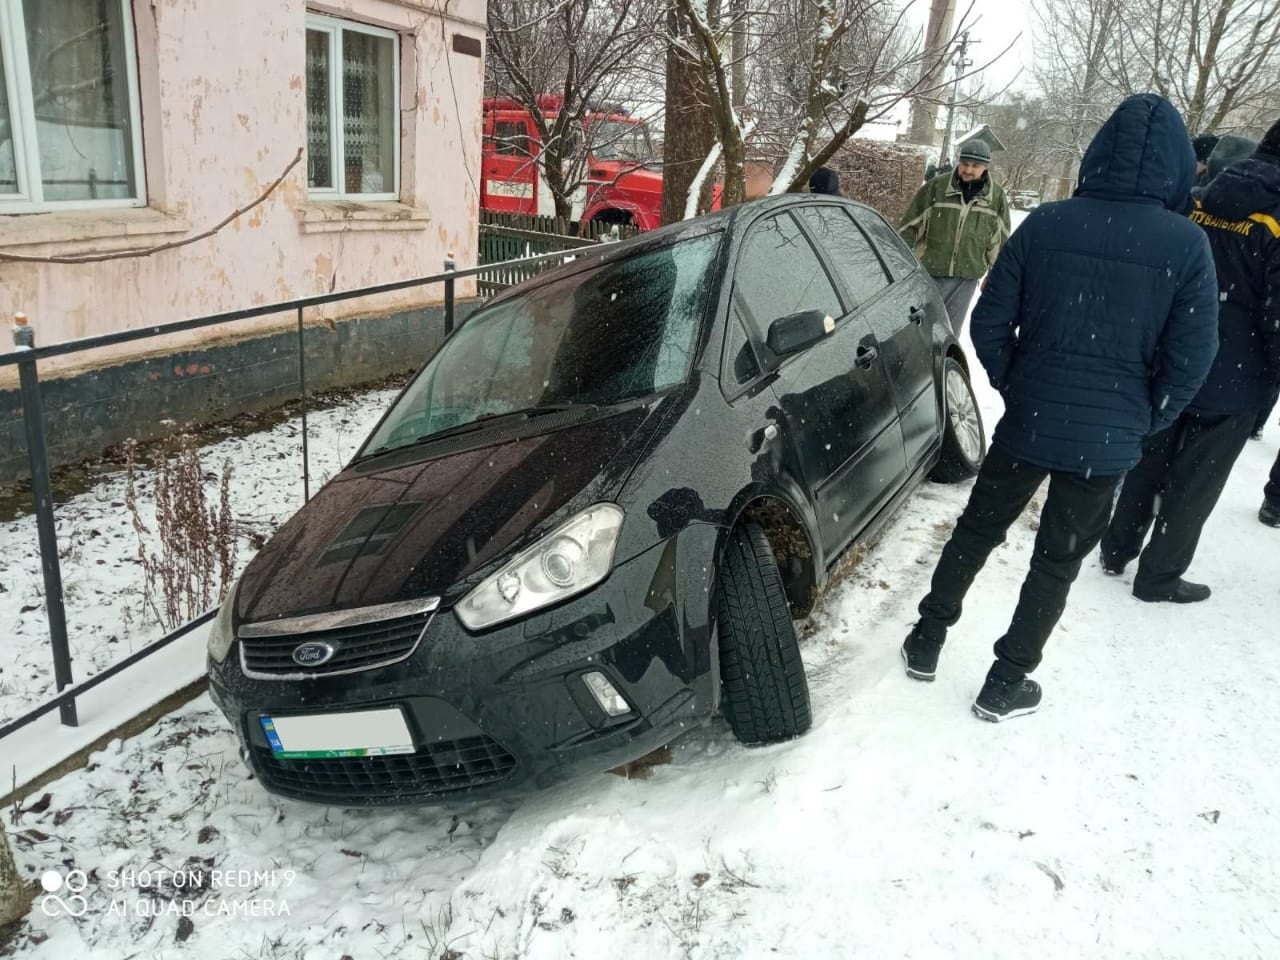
[{"x1": 363, "y1": 404, "x2": 602, "y2": 459}]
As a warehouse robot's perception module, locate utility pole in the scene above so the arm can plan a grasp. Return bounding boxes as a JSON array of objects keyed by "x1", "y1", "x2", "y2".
[
  {"x1": 937, "y1": 31, "x2": 975, "y2": 166},
  {"x1": 908, "y1": 0, "x2": 955, "y2": 145}
]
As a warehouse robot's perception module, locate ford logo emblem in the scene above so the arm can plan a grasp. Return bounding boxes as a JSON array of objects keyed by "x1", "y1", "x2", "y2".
[{"x1": 292, "y1": 642, "x2": 335, "y2": 667}]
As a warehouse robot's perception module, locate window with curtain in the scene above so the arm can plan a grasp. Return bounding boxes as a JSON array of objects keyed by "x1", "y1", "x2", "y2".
[
  {"x1": 305, "y1": 14, "x2": 399, "y2": 200},
  {"x1": 0, "y1": 0, "x2": 145, "y2": 209}
]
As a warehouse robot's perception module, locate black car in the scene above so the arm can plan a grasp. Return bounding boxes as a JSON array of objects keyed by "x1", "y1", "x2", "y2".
[{"x1": 207, "y1": 195, "x2": 986, "y2": 806}]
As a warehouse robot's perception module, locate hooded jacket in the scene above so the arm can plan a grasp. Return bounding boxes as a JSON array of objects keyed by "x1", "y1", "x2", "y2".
[
  {"x1": 969, "y1": 94, "x2": 1220, "y2": 476},
  {"x1": 1187, "y1": 154, "x2": 1280, "y2": 413},
  {"x1": 898, "y1": 170, "x2": 1011, "y2": 280}
]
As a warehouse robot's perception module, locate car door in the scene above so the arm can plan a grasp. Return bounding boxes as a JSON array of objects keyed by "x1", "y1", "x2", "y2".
[
  {"x1": 482, "y1": 115, "x2": 536, "y2": 215},
  {"x1": 796, "y1": 204, "x2": 937, "y2": 473},
  {"x1": 732, "y1": 211, "x2": 906, "y2": 557},
  {"x1": 849, "y1": 206, "x2": 940, "y2": 471}
]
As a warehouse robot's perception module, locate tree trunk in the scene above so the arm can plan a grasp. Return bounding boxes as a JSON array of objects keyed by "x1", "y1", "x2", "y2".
[
  {"x1": 662, "y1": 6, "x2": 717, "y2": 225},
  {"x1": 1, "y1": 830, "x2": 32, "y2": 927},
  {"x1": 731, "y1": 0, "x2": 747, "y2": 109},
  {"x1": 908, "y1": 0, "x2": 955, "y2": 146}
]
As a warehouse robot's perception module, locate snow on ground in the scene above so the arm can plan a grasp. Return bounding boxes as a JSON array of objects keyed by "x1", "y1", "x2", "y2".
[
  {"x1": 0, "y1": 388, "x2": 401, "y2": 728},
  {"x1": 5, "y1": 306, "x2": 1280, "y2": 958}
]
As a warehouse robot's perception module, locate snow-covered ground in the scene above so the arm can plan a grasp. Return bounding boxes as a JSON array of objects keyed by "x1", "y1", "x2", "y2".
[
  {"x1": 5, "y1": 284, "x2": 1280, "y2": 959},
  {"x1": 0, "y1": 389, "x2": 402, "y2": 728}
]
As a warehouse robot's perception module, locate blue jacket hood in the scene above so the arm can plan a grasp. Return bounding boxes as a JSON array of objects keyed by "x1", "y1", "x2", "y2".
[
  {"x1": 1076, "y1": 94, "x2": 1195, "y2": 210},
  {"x1": 1200, "y1": 155, "x2": 1280, "y2": 221}
]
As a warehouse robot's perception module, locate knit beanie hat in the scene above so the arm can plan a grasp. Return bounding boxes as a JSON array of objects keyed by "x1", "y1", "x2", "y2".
[
  {"x1": 1256, "y1": 119, "x2": 1280, "y2": 159},
  {"x1": 1191, "y1": 133, "x2": 1220, "y2": 163},
  {"x1": 957, "y1": 139, "x2": 991, "y2": 165}
]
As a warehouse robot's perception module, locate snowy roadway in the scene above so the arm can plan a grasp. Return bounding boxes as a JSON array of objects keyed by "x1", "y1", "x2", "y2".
[{"x1": 4, "y1": 338, "x2": 1280, "y2": 959}]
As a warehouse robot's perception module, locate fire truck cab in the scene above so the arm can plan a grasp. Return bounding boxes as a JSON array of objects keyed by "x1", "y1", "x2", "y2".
[{"x1": 481, "y1": 95, "x2": 664, "y2": 231}]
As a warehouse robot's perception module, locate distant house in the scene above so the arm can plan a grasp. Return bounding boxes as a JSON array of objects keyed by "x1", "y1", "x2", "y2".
[
  {"x1": 953, "y1": 123, "x2": 1007, "y2": 156},
  {"x1": 0, "y1": 0, "x2": 488, "y2": 481}
]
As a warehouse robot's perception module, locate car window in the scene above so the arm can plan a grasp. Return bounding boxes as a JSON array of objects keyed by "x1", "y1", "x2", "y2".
[
  {"x1": 725, "y1": 305, "x2": 762, "y2": 385},
  {"x1": 362, "y1": 234, "x2": 723, "y2": 455},
  {"x1": 796, "y1": 206, "x2": 891, "y2": 307},
  {"x1": 851, "y1": 207, "x2": 918, "y2": 281},
  {"x1": 493, "y1": 120, "x2": 529, "y2": 156},
  {"x1": 734, "y1": 213, "x2": 842, "y2": 336}
]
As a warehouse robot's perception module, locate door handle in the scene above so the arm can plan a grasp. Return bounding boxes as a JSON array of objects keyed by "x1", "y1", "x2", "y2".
[
  {"x1": 749, "y1": 422, "x2": 780, "y2": 453},
  {"x1": 908, "y1": 305, "x2": 926, "y2": 325},
  {"x1": 855, "y1": 344, "x2": 878, "y2": 369}
]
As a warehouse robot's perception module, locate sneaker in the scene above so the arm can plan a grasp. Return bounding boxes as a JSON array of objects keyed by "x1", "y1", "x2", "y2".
[
  {"x1": 1099, "y1": 549, "x2": 1125, "y2": 576},
  {"x1": 1250, "y1": 429, "x2": 1264, "y2": 441},
  {"x1": 901, "y1": 627, "x2": 942, "y2": 682},
  {"x1": 1260, "y1": 500, "x2": 1280, "y2": 528},
  {"x1": 972, "y1": 673, "x2": 1042, "y2": 722},
  {"x1": 1132, "y1": 579, "x2": 1211, "y2": 603}
]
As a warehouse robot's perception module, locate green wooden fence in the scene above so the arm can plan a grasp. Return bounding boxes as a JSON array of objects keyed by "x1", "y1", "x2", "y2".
[{"x1": 477, "y1": 212, "x2": 640, "y2": 296}]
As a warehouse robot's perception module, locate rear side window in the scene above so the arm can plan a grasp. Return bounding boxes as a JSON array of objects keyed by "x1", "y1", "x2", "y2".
[
  {"x1": 796, "y1": 206, "x2": 891, "y2": 308},
  {"x1": 852, "y1": 207, "x2": 918, "y2": 281},
  {"x1": 734, "y1": 213, "x2": 842, "y2": 334}
]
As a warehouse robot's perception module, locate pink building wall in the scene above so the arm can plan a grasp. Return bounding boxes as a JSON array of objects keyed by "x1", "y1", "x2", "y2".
[{"x1": 0, "y1": 0, "x2": 486, "y2": 382}]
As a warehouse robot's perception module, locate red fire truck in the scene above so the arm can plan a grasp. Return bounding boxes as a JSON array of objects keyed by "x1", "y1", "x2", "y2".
[{"x1": 481, "y1": 95, "x2": 664, "y2": 231}]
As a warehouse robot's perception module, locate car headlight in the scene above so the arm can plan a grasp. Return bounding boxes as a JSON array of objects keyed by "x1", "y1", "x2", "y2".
[
  {"x1": 207, "y1": 578, "x2": 240, "y2": 663},
  {"x1": 456, "y1": 504, "x2": 624, "y2": 631}
]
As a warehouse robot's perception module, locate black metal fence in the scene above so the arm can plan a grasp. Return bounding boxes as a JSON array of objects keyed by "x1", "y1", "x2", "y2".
[{"x1": 0, "y1": 243, "x2": 614, "y2": 744}]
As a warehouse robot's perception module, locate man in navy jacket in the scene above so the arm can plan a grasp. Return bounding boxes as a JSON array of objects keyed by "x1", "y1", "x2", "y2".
[
  {"x1": 902, "y1": 95, "x2": 1219, "y2": 721},
  {"x1": 1103, "y1": 118, "x2": 1280, "y2": 575}
]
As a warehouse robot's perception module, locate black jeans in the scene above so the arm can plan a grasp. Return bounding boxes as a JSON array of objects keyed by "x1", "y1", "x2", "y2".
[
  {"x1": 1101, "y1": 410, "x2": 1255, "y2": 594},
  {"x1": 916, "y1": 446, "x2": 1120, "y2": 681},
  {"x1": 1265, "y1": 447, "x2": 1280, "y2": 505},
  {"x1": 1253, "y1": 387, "x2": 1278, "y2": 436}
]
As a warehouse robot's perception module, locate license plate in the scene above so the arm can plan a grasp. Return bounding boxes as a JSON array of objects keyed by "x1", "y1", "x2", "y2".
[{"x1": 260, "y1": 708, "x2": 415, "y2": 759}]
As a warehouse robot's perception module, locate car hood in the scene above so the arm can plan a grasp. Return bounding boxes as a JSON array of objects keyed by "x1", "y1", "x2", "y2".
[{"x1": 235, "y1": 403, "x2": 664, "y2": 624}]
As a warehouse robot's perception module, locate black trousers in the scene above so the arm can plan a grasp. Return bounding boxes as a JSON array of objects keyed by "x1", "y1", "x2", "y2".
[
  {"x1": 1264, "y1": 447, "x2": 1280, "y2": 504},
  {"x1": 917, "y1": 446, "x2": 1120, "y2": 681},
  {"x1": 1101, "y1": 410, "x2": 1255, "y2": 593},
  {"x1": 1253, "y1": 387, "x2": 1278, "y2": 436}
]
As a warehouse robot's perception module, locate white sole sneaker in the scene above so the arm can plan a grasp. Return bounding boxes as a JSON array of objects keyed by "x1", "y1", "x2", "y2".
[
  {"x1": 971, "y1": 701, "x2": 1040, "y2": 722},
  {"x1": 901, "y1": 643, "x2": 936, "y2": 682}
]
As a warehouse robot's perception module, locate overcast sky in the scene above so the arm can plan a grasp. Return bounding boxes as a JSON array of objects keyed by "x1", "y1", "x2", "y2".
[{"x1": 905, "y1": 0, "x2": 1037, "y2": 97}]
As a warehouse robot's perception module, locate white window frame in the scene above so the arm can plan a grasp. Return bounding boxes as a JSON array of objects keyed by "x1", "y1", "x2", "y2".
[
  {"x1": 305, "y1": 13, "x2": 401, "y2": 202},
  {"x1": 0, "y1": 0, "x2": 147, "y2": 213}
]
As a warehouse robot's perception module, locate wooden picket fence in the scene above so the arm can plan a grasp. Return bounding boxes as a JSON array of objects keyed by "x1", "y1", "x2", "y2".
[{"x1": 477, "y1": 211, "x2": 640, "y2": 296}]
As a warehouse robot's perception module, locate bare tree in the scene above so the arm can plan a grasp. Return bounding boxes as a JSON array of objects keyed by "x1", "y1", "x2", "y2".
[
  {"x1": 975, "y1": 95, "x2": 1060, "y2": 192},
  {"x1": 1033, "y1": 0, "x2": 1280, "y2": 163},
  {"x1": 1111, "y1": 0, "x2": 1280, "y2": 133},
  {"x1": 668, "y1": 0, "x2": 1005, "y2": 210},
  {"x1": 485, "y1": 0, "x2": 663, "y2": 222}
]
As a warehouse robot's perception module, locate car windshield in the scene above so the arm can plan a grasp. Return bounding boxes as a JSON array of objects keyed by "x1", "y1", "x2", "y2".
[
  {"x1": 361, "y1": 233, "x2": 723, "y2": 457},
  {"x1": 589, "y1": 119, "x2": 653, "y2": 163}
]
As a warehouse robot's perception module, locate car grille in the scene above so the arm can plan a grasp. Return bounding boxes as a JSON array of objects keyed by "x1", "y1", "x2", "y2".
[
  {"x1": 237, "y1": 600, "x2": 437, "y2": 678},
  {"x1": 251, "y1": 735, "x2": 517, "y2": 802}
]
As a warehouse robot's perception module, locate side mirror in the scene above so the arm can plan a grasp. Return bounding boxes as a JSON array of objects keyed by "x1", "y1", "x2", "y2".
[{"x1": 765, "y1": 309, "x2": 835, "y2": 359}]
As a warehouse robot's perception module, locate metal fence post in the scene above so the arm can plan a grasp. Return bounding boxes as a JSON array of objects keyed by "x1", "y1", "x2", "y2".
[
  {"x1": 12, "y1": 313, "x2": 77, "y2": 726},
  {"x1": 444, "y1": 251, "x2": 456, "y2": 335},
  {"x1": 297, "y1": 306, "x2": 309, "y2": 503}
]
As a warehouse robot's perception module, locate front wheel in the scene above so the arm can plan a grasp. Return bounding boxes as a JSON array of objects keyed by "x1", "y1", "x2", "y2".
[
  {"x1": 715, "y1": 523, "x2": 812, "y2": 745},
  {"x1": 929, "y1": 356, "x2": 985, "y2": 482}
]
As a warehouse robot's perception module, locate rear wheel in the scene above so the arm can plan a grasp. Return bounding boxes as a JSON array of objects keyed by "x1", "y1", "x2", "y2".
[
  {"x1": 715, "y1": 523, "x2": 812, "y2": 744},
  {"x1": 929, "y1": 356, "x2": 985, "y2": 482}
]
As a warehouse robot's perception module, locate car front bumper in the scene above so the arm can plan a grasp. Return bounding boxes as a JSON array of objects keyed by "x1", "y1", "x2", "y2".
[{"x1": 208, "y1": 528, "x2": 720, "y2": 806}]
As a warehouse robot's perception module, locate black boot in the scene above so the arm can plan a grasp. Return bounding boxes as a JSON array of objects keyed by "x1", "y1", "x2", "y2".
[
  {"x1": 1260, "y1": 499, "x2": 1280, "y2": 528},
  {"x1": 901, "y1": 625, "x2": 942, "y2": 682},
  {"x1": 1132, "y1": 579, "x2": 1211, "y2": 603},
  {"x1": 972, "y1": 670, "x2": 1042, "y2": 722}
]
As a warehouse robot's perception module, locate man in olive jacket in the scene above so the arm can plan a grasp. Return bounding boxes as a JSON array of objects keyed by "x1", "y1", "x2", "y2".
[{"x1": 899, "y1": 138, "x2": 1012, "y2": 337}]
